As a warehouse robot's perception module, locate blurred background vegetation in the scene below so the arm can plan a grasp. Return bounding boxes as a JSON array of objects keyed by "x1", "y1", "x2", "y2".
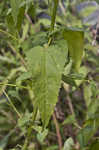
[{"x1": 0, "y1": 0, "x2": 99, "y2": 150}]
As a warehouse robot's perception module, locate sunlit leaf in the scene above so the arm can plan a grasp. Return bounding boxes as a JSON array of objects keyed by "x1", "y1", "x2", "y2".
[{"x1": 63, "y1": 137, "x2": 74, "y2": 150}]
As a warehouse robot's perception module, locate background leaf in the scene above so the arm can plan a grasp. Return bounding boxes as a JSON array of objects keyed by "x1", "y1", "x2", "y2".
[
  {"x1": 63, "y1": 137, "x2": 74, "y2": 150},
  {"x1": 10, "y1": 0, "x2": 25, "y2": 31},
  {"x1": 63, "y1": 28, "x2": 84, "y2": 71}
]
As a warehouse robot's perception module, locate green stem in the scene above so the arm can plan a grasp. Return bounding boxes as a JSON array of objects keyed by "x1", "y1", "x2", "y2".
[
  {"x1": 3, "y1": 90, "x2": 21, "y2": 118},
  {"x1": 23, "y1": 1, "x2": 59, "y2": 148},
  {"x1": 48, "y1": 0, "x2": 59, "y2": 45},
  {"x1": 22, "y1": 138, "x2": 28, "y2": 150},
  {"x1": 0, "y1": 83, "x2": 29, "y2": 90},
  {"x1": 50, "y1": 0, "x2": 59, "y2": 31},
  {"x1": 0, "y1": 29, "x2": 18, "y2": 41},
  {"x1": 22, "y1": 108, "x2": 38, "y2": 149}
]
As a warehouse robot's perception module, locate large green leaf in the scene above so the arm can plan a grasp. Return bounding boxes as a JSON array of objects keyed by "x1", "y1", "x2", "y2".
[
  {"x1": 63, "y1": 28, "x2": 84, "y2": 71},
  {"x1": 26, "y1": 40, "x2": 68, "y2": 127}
]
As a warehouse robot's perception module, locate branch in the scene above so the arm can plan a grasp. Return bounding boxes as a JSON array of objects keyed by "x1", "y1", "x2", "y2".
[
  {"x1": 25, "y1": 13, "x2": 34, "y2": 27},
  {"x1": 52, "y1": 112, "x2": 62, "y2": 150}
]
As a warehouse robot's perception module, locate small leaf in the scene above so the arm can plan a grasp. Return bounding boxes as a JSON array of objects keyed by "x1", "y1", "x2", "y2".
[
  {"x1": 37, "y1": 129, "x2": 48, "y2": 144},
  {"x1": 46, "y1": 145, "x2": 58, "y2": 150},
  {"x1": 63, "y1": 137, "x2": 74, "y2": 150},
  {"x1": 6, "y1": 13, "x2": 17, "y2": 36},
  {"x1": 77, "y1": 122, "x2": 97, "y2": 148},
  {"x1": 10, "y1": 0, "x2": 25, "y2": 31},
  {"x1": 75, "y1": 66, "x2": 88, "y2": 86},
  {"x1": 0, "y1": 135, "x2": 9, "y2": 149},
  {"x1": 16, "y1": 72, "x2": 32, "y2": 82},
  {"x1": 16, "y1": 6, "x2": 25, "y2": 31},
  {"x1": 83, "y1": 84, "x2": 92, "y2": 107},
  {"x1": 63, "y1": 59, "x2": 73, "y2": 76},
  {"x1": 62, "y1": 75, "x2": 77, "y2": 87},
  {"x1": 63, "y1": 114, "x2": 76, "y2": 125},
  {"x1": 32, "y1": 126, "x2": 48, "y2": 144},
  {"x1": 18, "y1": 112, "x2": 31, "y2": 132},
  {"x1": 10, "y1": 0, "x2": 22, "y2": 25},
  {"x1": 0, "y1": 132, "x2": 13, "y2": 149}
]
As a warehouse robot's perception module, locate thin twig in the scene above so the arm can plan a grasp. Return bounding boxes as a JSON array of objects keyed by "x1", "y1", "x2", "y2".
[
  {"x1": 7, "y1": 42, "x2": 27, "y2": 69},
  {"x1": 59, "y1": 1, "x2": 66, "y2": 16},
  {"x1": 0, "y1": 67, "x2": 24, "y2": 97},
  {"x1": 62, "y1": 81, "x2": 75, "y2": 115},
  {"x1": 52, "y1": 112, "x2": 62, "y2": 150},
  {"x1": 62, "y1": 81, "x2": 82, "y2": 132},
  {"x1": 0, "y1": 29, "x2": 18, "y2": 41},
  {"x1": 25, "y1": 13, "x2": 34, "y2": 27}
]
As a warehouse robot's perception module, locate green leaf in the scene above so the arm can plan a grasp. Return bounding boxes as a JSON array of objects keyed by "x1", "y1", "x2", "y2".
[
  {"x1": 63, "y1": 114, "x2": 76, "y2": 125},
  {"x1": 10, "y1": 0, "x2": 22, "y2": 25},
  {"x1": 77, "y1": 119, "x2": 99, "y2": 149},
  {"x1": 75, "y1": 66, "x2": 88, "y2": 86},
  {"x1": 20, "y1": 22, "x2": 29, "y2": 43},
  {"x1": 16, "y1": 6, "x2": 25, "y2": 31},
  {"x1": 86, "y1": 98, "x2": 99, "y2": 120},
  {"x1": 32, "y1": 126, "x2": 48, "y2": 144},
  {"x1": 46, "y1": 145, "x2": 58, "y2": 150},
  {"x1": 37, "y1": 129, "x2": 48, "y2": 144},
  {"x1": 26, "y1": 40, "x2": 68, "y2": 127},
  {"x1": 79, "y1": 4, "x2": 97, "y2": 18},
  {"x1": 6, "y1": 13, "x2": 17, "y2": 36},
  {"x1": 62, "y1": 75, "x2": 77, "y2": 87},
  {"x1": 63, "y1": 137, "x2": 74, "y2": 150},
  {"x1": 18, "y1": 112, "x2": 32, "y2": 132},
  {"x1": 63, "y1": 28, "x2": 84, "y2": 71},
  {"x1": 63, "y1": 59, "x2": 73, "y2": 76},
  {"x1": 10, "y1": 0, "x2": 25, "y2": 31},
  {"x1": 83, "y1": 84, "x2": 92, "y2": 108},
  {"x1": 0, "y1": 135, "x2": 9, "y2": 149},
  {"x1": 16, "y1": 72, "x2": 32, "y2": 82},
  {"x1": 77, "y1": 126, "x2": 93, "y2": 148},
  {"x1": 88, "y1": 140, "x2": 99, "y2": 150},
  {"x1": 27, "y1": 2, "x2": 36, "y2": 19},
  {"x1": 0, "y1": 132, "x2": 13, "y2": 149}
]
